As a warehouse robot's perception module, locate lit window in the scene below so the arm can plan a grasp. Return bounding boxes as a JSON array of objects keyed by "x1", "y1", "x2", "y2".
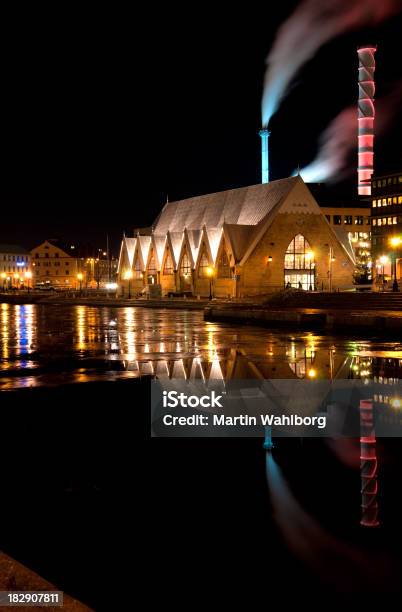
[
  {"x1": 388, "y1": 198, "x2": 392, "y2": 205},
  {"x1": 394, "y1": 217, "x2": 398, "y2": 225},
  {"x1": 372, "y1": 219, "x2": 377, "y2": 226},
  {"x1": 217, "y1": 249, "x2": 231, "y2": 278},
  {"x1": 198, "y1": 251, "x2": 210, "y2": 278},
  {"x1": 355, "y1": 216, "x2": 363, "y2": 225},
  {"x1": 388, "y1": 217, "x2": 392, "y2": 225},
  {"x1": 134, "y1": 257, "x2": 142, "y2": 279},
  {"x1": 285, "y1": 234, "x2": 313, "y2": 270},
  {"x1": 333, "y1": 215, "x2": 341, "y2": 225},
  {"x1": 180, "y1": 252, "x2": 191, "y2": 276},
  {"x1": 398, "y1": 197, "x2": 402, "y2": 204},
  {"x1": 393, "y1": 197, "x2": 397, "y2": 204},
  {"x1": 163, "y1": 250, "x2": 173, "y2": 275},
  {"x1": 399, "y1": 176, "x2": 402, "y2": 183},
  {"x1": 344, "y1": 216, "x2": 352, "y2": 225},
  {"x1": 148, "y1": 251, "x2": 157, "y2": 275},
  {"x1": 383, "y1": 199, "x2": 387, "y2": 206},
  {"x1": 377, "y1": 219, "x2": 381, "y2": 226},
  {"x1": 372, "y1": 200, "x2": 376, "y2": 207}
]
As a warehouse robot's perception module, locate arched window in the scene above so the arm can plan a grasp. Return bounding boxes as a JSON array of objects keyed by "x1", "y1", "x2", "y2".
[
  {"x1": 180, "y1": 251, "x2": 191, "y2": 276},
  {"x1": 198, "y1": 251, "x2": 210, "y2": 278},
  {"x1": 284, "y1": 234, "x2": 315, "y2": 290},
  {"x1": 285, "y1": 234, "x2": 313, "y2": 269},
  {"x1": 217, "y1": 248, "x2": 231, "y2": 278},
  {"x1": 134, "y1": 256, "x2": 142, "y2": 279},
  {"x1": 148, "y1": 251, "x2": 156, "y2": 275},
  {"x1": 163, "y1": 249, "x2": 173, "y2": 275}
]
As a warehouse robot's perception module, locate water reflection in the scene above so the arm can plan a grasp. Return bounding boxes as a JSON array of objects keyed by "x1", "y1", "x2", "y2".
[{"x1": 2, "y1": 304, "x2": 402, "y2": 391}]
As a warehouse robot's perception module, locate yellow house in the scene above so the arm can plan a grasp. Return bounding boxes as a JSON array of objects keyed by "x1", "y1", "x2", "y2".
[{"x1": 31, "y1": 240, "x2": 81, "y2": 289}]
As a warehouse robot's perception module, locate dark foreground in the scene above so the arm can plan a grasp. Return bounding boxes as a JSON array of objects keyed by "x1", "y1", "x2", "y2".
[
  {"x1": 0, "y1": 379, "x2": 148, "y2": 610},
  {"x1": 4, "y1": 378, "x2": 402, "y2": 606}
]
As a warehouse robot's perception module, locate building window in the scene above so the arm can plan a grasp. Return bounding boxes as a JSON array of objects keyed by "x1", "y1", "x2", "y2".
[
  {"x1": 393, "y1": 197, "x2": 397, "y2": 204},
  {"x1": 372, "y1": 200, "x2": 376, "y2": 207},
  {"x1": 333, "y1": 215, "x2": 341, "y2": 225},
  {"x1": 284, "y1": 234, "x2": 315, "y2": 290},
  {"x1": 398, "y1": 197, "x2": 402, "y2": 204},
  {"x1": 388, "y1": 198, "x2": 392, "y2": 205},
  {"x1": 393, "y1": 217, "x2": 397, "y2": 225},
  {"x1": 355, "y1": 216, "x2": 363, "y2": 225},
  {"x1": 373, "y1": 180, "x2": 377, "y2": 188},
  {"x1": 382, "y1": 199, "x2": 387, "y2": 206},
  {"x1": 180, "y1": 252, "x2": 191, "y2": 276},
  {"x1": 163, "y1": 250, "x2": 173, "y2": 275},
  {"x1": 344, "y1": 216, "x2": 352, "y2": 225},
  {"x1": 45, "y1": 253, "x2": 49, "y2": 258},
  {"x1": 217, "y1": 249, "x2": 231, "y2": 278},
  {"x1": 285, "y1": 234, "x2": 313, "y2": 270},
  {"x1": 388, "y1": 217, "x2": 392, "y2": 225},
  {"x1": 399, "y1": 176, "x2": 402, "y2": 183},
  {"x1": 325, "y1": 215, "x2": 331, "y2": 222},
  {"x1": 372, "y1": 219, "x2": 377, "y2": 226},
  {"x1": 148, "y1": 251, "x2": 157, "y2": 275},
  {"x1": 198, "y1": 251, "x2": 210, "y2": 278},
  {"x1": 134, "y1": 257, "x2": 142, "y2": 279},
  {"x1": 55, "y1": 253, "x2": 59, "y2": 258}
]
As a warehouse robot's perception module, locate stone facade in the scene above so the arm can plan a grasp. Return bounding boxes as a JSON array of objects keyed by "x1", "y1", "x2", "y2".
[{"x1": 118, "y1": 177, "x2": 356, "y2": 297}]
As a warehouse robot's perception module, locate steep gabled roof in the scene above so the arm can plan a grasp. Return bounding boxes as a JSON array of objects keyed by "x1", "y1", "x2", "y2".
[{"x1": 154, "y1": 177, "x2": 299, "y2": 234}]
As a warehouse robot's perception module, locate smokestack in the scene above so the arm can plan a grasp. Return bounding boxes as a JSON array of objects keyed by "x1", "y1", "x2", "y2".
[
  {"x1": 357, "y1": 45, "x2": 377, "y2": 196},
  {"x1": 259, "y1": 128, "x2": 270, "y2": 183}
]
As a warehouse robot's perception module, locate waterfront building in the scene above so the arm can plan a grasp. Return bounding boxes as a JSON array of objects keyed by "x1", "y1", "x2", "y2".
[
  {"x1": 0, "y1": 244, "x2": 31, "y2": 289},
  {"x1": 31, "y1": 239, "x2": 81, "y2": 289},
  {"x1": 370, "y1": 170, "x2": 402, "y2": 286},
  {"x1": 118, "y1": 176, "x2": 368, "y2": 298}
]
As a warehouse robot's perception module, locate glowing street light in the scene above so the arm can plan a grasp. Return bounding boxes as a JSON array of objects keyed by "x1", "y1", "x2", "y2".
[
  {"x1": 124, "y1": 269, "x2": 133, "y2": 298},
  {"x1": 389, "y1": 237, "x2": 401, "y2": 291},
  {"x1": 378, "y1": 255, "x2": 389, "y2": 290},
  {"x1": 305, "y1": 251, "x2": 314, "y2": 291},
  {"x1": 25, "y1": 270, "x2": 32, "y2": 294},
  {"x1": 206, "y1": 266, "x2": 214, "y2": 300},
  {"x1": 77, "y1": 272, "x2": 83, "y2": 294}
]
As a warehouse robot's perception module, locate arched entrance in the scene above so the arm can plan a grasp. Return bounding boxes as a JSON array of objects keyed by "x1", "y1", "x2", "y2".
[{"x1": 284, "y1": 234, "x2": 315, "y2": 290}]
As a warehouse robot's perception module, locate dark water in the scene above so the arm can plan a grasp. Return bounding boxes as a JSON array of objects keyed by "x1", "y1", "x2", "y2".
[{"x1": 2, "y1": 304, "x2": 402, "y2": 602}]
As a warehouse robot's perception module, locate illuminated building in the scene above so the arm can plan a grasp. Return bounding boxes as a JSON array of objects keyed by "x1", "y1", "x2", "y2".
[
  {"x1": 0, "y1": 244, "x2": 31, "y2": 289},
  {"x1": 118, "y1": 176, "x2": 359, "y2": 297},
  {"x1": 31, "y1": 239, "x2": 82, "y2": 289},
  {"x1": 370, "y1": 170, "x2": 402, "y2": 287},
  {"x1": 309, "y1": 184, "x2": 372, "y2": 283}
]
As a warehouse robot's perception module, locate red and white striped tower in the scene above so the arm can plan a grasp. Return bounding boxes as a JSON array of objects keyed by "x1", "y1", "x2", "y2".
[
  {"x1": 360, "y1": 399, "x2": 379, "y2": 528},
  {"x1": 357, "y1": 45, "x2": 377, "y2": 196}
]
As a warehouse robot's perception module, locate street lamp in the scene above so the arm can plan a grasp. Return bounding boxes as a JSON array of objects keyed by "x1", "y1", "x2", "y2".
[
  {"x1": 124, "y1": 270, "x2": 133, "y2": 298},
  {"x1": 25, "y1": 270, "x2": 32, "y2": 294},
  {"x1": 206, "y1": 266, "x2": 214, "y2": 300},
  {"x1": 77, "y1": 272, "x2": 83, "y2": 295},
  {"x1": 379, "y1": 255, "x2": 389, "y2": 290},
  {"x1": 305, "y1": 251, "x2": 314, "y2": 291},
  {"x1": 389, "y1": 237, "x2": 401, "y2": 292}
]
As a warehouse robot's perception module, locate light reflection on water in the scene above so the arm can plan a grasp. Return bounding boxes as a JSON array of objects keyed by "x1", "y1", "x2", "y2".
[{"x1": 1, "y1": 303, "x2": 402, "y2": 390}]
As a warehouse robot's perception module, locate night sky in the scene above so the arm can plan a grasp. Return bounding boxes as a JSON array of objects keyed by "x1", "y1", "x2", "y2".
[{"x1": 1, "y1": 5, "x2": 402, "y2": 254}]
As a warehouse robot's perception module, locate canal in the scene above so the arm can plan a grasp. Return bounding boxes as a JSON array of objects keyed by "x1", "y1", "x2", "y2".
[{"x1": 1, "y1": 303, "x2": 402, "y2": 602}]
